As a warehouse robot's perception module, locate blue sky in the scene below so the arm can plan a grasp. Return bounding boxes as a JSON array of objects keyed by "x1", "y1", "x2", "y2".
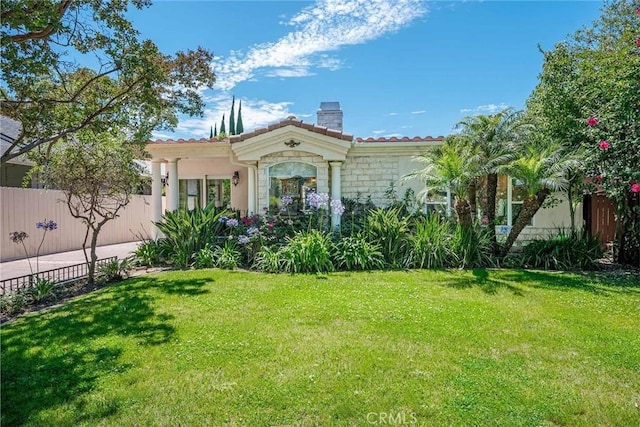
[{"x1": 127, "y1": 1, "x2": 603, "y2": 140}]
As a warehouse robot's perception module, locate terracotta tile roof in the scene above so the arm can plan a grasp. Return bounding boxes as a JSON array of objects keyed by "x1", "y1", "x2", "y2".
[
  {"x1": 355, "y1": 136, "x2": 444, "y2": 143},
  {"x1": 229, "y1": 115, "x2": 354, "y2": 143},
  {"x1": 148, "y1": 137, "x2": 229, "y2": 144}
]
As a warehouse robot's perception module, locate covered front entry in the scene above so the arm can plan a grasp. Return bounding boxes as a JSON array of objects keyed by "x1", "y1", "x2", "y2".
[{"x1": 145, "y1": 116, "x2": 354, "y2": 237}]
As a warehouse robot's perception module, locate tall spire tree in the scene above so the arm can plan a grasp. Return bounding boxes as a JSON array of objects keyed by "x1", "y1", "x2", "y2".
[
  {"x1": 236, "y1": 100, "x2": 244, "y2": 134},
  {"x1": 220, "y1": 113, "x2": 226, "y2": 135},
  {"x1": 214, "y1": 123, "x2": 217, "y2": 137},
  {"x1": 210, "y1": 125, "x2": 213, "y2": 139},
  {"x1": 229, "y1": 95, "x2": 236, "y2": 135}
]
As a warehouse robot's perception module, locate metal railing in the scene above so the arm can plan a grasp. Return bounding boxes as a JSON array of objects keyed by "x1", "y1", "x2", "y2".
[{"x1": 0, "y1": 256, "x2": 118, "y2": 295}]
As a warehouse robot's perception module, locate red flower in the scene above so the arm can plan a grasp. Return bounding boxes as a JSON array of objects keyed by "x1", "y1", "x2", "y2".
[
  {"x1": 596, "y1": 174, "x2": 602, "y2": 181},
  {"x1": 637, "y1": 38, "x2": 640, "y2": 47},
  {"x1": 631, "y1": 183, "x2": 640, "y2": 193},
  {"x1": 599, "y1": 140, "x2": 610, "y2": 150},
  {"x1": 637, "y1": 7, "x2": 640, "y2": 15},
  {"x1": 587, "y1": 116, "x2": 598, "y2": 126}
]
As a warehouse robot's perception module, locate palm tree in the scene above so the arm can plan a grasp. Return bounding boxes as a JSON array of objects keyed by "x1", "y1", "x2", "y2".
[
  {"x1": 498, "y1": 140, "x2": 577, "y2": 257},
  {"x1": 456, "y1": 108, "x2": 533, "y2": 252},
  {"x1": 408, "y1": 135, "x2": 480, "y2": 228}
]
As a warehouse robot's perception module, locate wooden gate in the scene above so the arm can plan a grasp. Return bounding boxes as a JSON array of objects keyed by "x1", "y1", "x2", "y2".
[{"x1": 584, "y1": 194, "x2": 616, "y2": 247}]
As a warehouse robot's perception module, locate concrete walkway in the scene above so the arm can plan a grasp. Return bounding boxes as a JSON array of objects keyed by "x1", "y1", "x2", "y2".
[{"x1": 0, "y1": 241, "x2": 141, "y2": 281}]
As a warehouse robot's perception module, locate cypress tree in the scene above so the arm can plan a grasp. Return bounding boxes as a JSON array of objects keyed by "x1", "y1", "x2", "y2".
[
  {"x1": 229, "y1": 95, "x2": 236, "y2": 135},
  {"x1": 220, "y1": 114, "x2": 226, "y2": 135},
  {"x1": 214, "y1": 123, "x2": 217, "y2": 137},
  {"x1": 236, "y1": 100, "x2": 244, "y2": 134},
  {"x1": 210, "y1": 125, "x2": 213, "y2": 139}
]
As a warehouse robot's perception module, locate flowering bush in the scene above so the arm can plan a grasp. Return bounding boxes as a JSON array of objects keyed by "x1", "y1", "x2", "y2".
[{"x1": 8, "y1": 219, "x2": 58, "y2": 275}]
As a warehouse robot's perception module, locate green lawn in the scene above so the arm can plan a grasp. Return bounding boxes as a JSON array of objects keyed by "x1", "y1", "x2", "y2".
[{"x1": 2, "y1": 269, "x2": 639, "y2": 426}]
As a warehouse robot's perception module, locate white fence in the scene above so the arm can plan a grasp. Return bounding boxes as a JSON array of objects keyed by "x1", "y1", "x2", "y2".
[{"x1": 1, "y1": 187, "x2": 155, "y2": 262}]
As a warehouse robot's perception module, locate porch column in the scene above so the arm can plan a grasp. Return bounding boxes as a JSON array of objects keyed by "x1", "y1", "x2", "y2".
[
  {"x1": 330, "y1": 161, "x2": 343, "y2": 230},
  {"x1": 151, "y1": 160, "x2": 163, "y2": 238},
  {"x1": 166, "y1": 158, "x2": 179, "y2": 212},
  {"x1": 247, "y1": 164, "x2": 256, "y2": 216}
]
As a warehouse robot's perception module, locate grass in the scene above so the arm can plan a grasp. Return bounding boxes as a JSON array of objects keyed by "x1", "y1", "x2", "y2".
[{"x1": 2, "y1": 269, "x2": 639, "y2": 426}]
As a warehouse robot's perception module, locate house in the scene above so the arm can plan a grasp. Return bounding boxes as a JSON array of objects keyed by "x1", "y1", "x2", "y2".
[
  {"x1": 145, "y1": 102, "x2": 583, "y2": 241},
  {"x1": 0, "y1": 115, "x2": 38, "y2": 188}
]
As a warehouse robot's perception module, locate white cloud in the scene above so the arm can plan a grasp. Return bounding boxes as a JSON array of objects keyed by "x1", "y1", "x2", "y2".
[
  {"x1": 372, "y1": 129, "x2": 386, "y2": 135},
  {"x1": 388, "y1": 112, "x2": 398, "y2": 116},
  {"x1": 411, "y1": 110, "x2": 426, "y2": 114},
  {"x1": 266, "y1": 67, "x2": 316, "y2": 78},
  {"x1": 460, "y1": 103, "x2": 510, "y2": 114},
  {"x1": 173, "y1": 94, "x2": 299, "y2": 139},
  {"x1": 212, "y1": 0, "x2": 426, "y2": 90}
]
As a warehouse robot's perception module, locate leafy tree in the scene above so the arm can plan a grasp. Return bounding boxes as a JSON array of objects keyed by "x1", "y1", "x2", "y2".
[
  {"x1": 408, "y1": 135, "x2": 480, "y2": 228},
  {"x1": 48, "y1": 132, "x2": 142, "y2": 284},
  {"x1": 236, "y1": 100, "x2": 244, "y2": 134},
  {"x1": 498, "y1": 140, "x2": 576, "y2": 257},
  {"x1": 1, "y1": 0, "x2": 215, "y2": 165},
  {"x1": 455, "y1": 108, "x2": 529, "y2": 252},
  {"x1": 529, "y1": 0, "x2": 640, "y2": 265}
]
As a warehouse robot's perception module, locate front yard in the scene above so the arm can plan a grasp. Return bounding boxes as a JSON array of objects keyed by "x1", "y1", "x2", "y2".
[{"x1": 2, "y1": 269, "x2": 639, "y2": 426}]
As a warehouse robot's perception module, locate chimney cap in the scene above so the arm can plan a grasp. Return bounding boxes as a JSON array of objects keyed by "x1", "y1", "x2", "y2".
[{"x1": 318, "y1": 101, "x2": 341, "y2": 111}]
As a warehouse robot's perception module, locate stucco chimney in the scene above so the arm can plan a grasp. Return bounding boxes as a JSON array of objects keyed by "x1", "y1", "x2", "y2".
[{"x1": 316, "y1": 102, "x2": 343, "y2": 131}]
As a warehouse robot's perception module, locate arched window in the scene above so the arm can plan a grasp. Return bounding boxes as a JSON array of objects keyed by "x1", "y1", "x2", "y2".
[{"x1": 269, "y1": 162, "x2": 317, "y2": 213}]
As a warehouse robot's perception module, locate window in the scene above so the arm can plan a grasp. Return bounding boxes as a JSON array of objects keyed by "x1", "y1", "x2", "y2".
[
  {"x1": 269, "y1": 162, "x2": 317, "y2": 213},
  {"x1": 179, "y1": 179, "x2": 201, "y2": 210},
  {"x1": 178, "y1": 178, "x2": 231, "y2": 211},
  {"x1": 495, "y1": 176, "x2": 532, "y2": 227},
  {"x1": 422, "y1": 188, "x2": 451, "y2": 217},
  {"x1": 206, "y1": 179, "x2": 231, "y2": 208}
]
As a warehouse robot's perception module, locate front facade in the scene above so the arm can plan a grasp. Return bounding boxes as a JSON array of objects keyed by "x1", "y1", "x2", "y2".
[{"x1": 146, "y1": 102, "x2": 581, "y2": 241}]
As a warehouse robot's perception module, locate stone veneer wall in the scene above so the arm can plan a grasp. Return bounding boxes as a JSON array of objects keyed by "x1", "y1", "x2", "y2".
[
  {"x1": 342, "y1": 155, "x2": 404, "y2": 207},
  {"x1": 257, "y1": 151, "x2": 329, "y2": 210}
]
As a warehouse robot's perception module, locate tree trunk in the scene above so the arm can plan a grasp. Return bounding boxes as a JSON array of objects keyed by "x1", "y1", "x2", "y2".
[
  {"x1": 454, "y1": 197, "x2": 473, "y2": 229},
  {"x1": 88, "y1": 224, "x2": 103, "y2": 284},
  {"x1": 467, "y1": 181, "x2": 477, "y2": 222},
  {"x1": 567, "y1": 184, "x2": 576, "y2": 236},
  {"x1": 486, "y1": 173, "x2": 499, "y2": 254},
  {"x1": 500, "y1": 189, "x2": 550, "y2": 258}
]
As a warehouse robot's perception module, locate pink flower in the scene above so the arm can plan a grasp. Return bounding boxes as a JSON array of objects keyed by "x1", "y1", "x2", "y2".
[
  {"x1": 637, "y1": 38, "x2": 640, "y2": 47},
  {"x1": 631, "y1": 183, "x2": 640, "y2": 193},
  {"x1": 596, "y1": 174, "x2": 602, "y2": 181},
  {"x1": 587, "y1": 116, "x2": 598, "y2": 126},
  {"x1": 599, "y1": 140, "x2": 610, "y2": 150},
  {"x1": 637, "y1": 7, "x2": 640, "y2": 15}
]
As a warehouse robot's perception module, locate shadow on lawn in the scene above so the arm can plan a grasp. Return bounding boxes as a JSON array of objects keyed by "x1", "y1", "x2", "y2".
[
  {"x1": 0, "y1": 275, "x2": 190, "y2": 426},
  {"x1": 440, "y1": 269, "x2": 640, "y2": 296},
  {"x1": 441, "y1": 269, "x2": 525, "y2": 296}
]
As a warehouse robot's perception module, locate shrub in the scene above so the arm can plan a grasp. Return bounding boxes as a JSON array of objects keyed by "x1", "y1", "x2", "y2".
[
  {"x1": 194, "y1": 246, "x2": 216, "y2": 269},
  {"x1": 155, "y1": 204, "x2": 227, "y2": 266},
  {"x1": 279, "y1": 230, "x2": 334, "y2": 273},
  {"x1": 364, "y1": 208, "x2": 411, "y2": 268},
  {"x1": 98, "y1": 259, "x2": 132, "y2": 284},
  {"x1": 332, "y1": 234, "x2": 385, "y2": 271},
  {"x1": 511, "y1": 231, "x2": 604, "y2": 270},
  {"x1": 253, "y1": 246, "x2": 283, "y2": 273},
  {"x1": 408, "y1": 215, "x2": 454, "y2": 269},
  {"x1": 1, "y1": 290, "x2": 28, "y2": 315},
  {"x1": 214, "y1": 241, "x2": 241, "y2": 270},
  {"x1": 27, "y1": 278, "x2": 57, "y2": 304},
  {"x1": 134, "y1": 240, "x2": 165, "y2": 267},
  {"x1": 450, "y1": 225, "x2": 495, "y2": 269}
]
